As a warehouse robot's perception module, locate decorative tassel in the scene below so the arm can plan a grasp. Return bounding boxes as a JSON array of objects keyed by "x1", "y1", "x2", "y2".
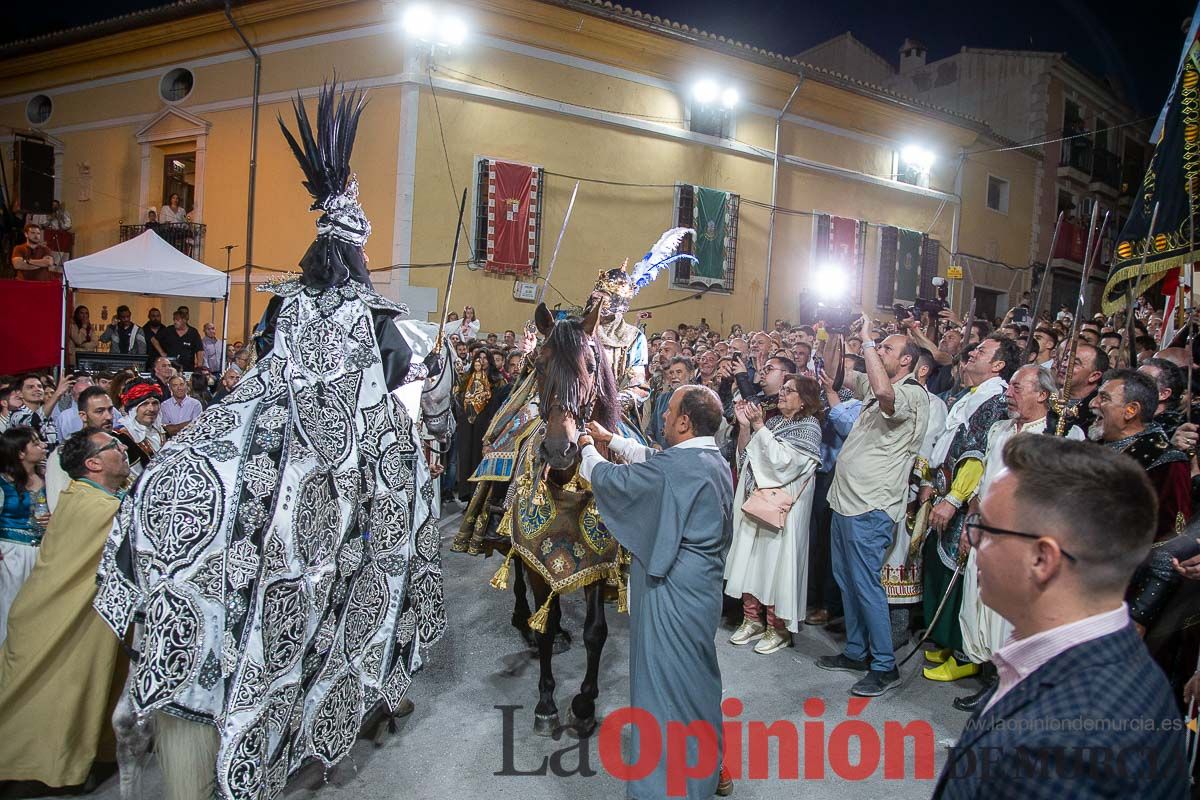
[
  {"x1": 527, "y1": 592, "x2": 555, "y2": 633},
  {"x1": 497, "y1": 507, "x2": 513, "y2": 537},
  {"x1": 490, "y1": 550, "x2": 514, "y2": 590}
]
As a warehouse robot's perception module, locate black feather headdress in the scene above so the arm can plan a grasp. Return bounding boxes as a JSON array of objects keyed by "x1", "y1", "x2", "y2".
[{"x1": 278, "y1": 80, "x2": 372, "y2": 289}]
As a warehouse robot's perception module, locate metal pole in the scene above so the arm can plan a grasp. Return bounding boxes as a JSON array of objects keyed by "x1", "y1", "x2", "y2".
[
  {"x1": 221, "y1": 275, "x2": 231, "y2": 373},
  {"x1": 762, "y1": 80, "x2": 802, "y2": 330},
  {"x1": 949, "y1": 151, "x2": 965, "y2": 314},
  {"x1": 226, "y1": 1, "x2": 260, "y2": 345}
]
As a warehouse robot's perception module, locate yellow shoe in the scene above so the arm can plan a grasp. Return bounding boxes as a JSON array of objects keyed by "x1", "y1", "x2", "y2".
[
  {"x1": 923, "y1": 657, "x2": 980, "y2": 682},
  {"x1": 924, "y1": 647, "x2": 952, "y2": 664}
]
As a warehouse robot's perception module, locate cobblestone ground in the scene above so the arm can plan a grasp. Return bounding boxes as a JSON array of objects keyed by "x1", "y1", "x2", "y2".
[{"x1": 56, "y1": 505, "x2": 971, "y2": 800}]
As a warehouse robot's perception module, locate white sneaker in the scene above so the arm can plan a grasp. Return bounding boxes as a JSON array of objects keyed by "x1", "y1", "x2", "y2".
[
  {"x1": 728, "y1": 619, "x2": 766, "y2": 645},
  {"x1": 754, "y1": 628, "x2": 792, "y2": 655}
]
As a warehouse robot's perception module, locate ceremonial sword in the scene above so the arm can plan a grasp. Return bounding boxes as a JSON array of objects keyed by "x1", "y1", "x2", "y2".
[
  {"x1": 1020, "y1": 210, "x2": 1065, "y2": 365},
  {"x1": 535, "y1": 181, "x2": 580, "y2": 307},
  {"x1": 1125, "y1": 202, "x2": 1161, "y2": 368},
  {"x1": 433, "y1": 186, "x2": 469, "y2": 360},
  {"x1": 1053, "y1": 204, "x2": 1110, "y2": 436}
]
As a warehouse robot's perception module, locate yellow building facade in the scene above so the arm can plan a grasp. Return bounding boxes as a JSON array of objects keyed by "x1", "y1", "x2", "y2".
[{"x1": 0, "y1": 0, "x2": 1039, "y2": 339}]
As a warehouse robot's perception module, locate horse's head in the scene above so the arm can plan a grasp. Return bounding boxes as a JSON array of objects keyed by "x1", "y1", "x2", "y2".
[{"x1": 532, "y1": 301, "x2": 619, "y2": 472}]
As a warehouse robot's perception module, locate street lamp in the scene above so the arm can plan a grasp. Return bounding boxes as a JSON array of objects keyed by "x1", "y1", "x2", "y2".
[
  {"x1": 397, "y1": 3, "x2": 468, "y2": 49},
  {"x1": 813, "y1": 263, "x2": 849, "y2": 300},
  {"x1": 692, "y1": 79, "x2": 719, "y2": 105},
  {"x1": 901, "y1": 144, "x2": 936, "y2": 173}
]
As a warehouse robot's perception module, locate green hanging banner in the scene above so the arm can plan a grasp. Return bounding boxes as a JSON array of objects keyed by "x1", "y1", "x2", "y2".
[
  {"x1": 692, "y1": 186, "x2": 730, "y2": 282},
  {"x1": 895, "y1": 228, "x2": 923, "y2": 301}
]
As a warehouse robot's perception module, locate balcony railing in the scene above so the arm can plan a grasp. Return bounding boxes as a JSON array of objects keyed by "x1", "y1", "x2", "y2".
[
  {"x1": 120, "y1": 222, "x2": 205, "y2": 259},
  {"x1": 1091, "y1": 147, "x2": 1121, "y2": 190},
  {"x1": 1052, "y1": 218, "x2": 1114, "y2": 270},
  {"x1": 1059, "y1": 140, "x2": 1093, "y2": 175}
]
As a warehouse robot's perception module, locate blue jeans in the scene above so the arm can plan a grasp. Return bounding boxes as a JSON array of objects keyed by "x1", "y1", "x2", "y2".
[{"x1": 830, "y1": 510, "x2": 896, "y2": 671}]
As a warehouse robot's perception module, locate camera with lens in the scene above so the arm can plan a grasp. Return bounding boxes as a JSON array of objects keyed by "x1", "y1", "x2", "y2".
[{"x1": 894, "y1": 276, "x2": 950, "y2": 322}]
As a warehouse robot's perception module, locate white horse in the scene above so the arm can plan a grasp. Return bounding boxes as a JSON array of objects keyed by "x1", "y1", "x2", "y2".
[{"x1": 111, "y1": 318, "x2": 455, "y2": 800}]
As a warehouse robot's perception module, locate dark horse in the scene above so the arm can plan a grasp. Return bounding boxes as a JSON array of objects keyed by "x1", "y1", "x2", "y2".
[{"x1": 491, "y1": 300, "x2": 623, "y2": 736}]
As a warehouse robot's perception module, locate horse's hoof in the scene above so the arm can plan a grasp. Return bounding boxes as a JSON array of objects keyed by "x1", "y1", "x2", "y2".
[
  {"x1": 564, "y1": 711, "x2": 597, "y2": 738},
  {"x1": 533, "y1": 712, "x2": 560, "y2": 737}
]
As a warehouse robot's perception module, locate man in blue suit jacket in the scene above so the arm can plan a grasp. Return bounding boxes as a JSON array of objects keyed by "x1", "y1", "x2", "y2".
[{"x1": 932, "y1": 434, "x2": 1188, "y2": 799}]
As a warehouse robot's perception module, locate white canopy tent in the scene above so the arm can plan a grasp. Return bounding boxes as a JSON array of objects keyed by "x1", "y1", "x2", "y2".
[{"x1": 62, "y1": 230, "x2": 231, "y2": 371}]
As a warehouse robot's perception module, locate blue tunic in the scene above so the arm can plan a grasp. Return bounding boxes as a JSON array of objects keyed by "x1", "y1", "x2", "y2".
[{"x1": 590, "y1": 442, "x2": 733, "y2": 800}]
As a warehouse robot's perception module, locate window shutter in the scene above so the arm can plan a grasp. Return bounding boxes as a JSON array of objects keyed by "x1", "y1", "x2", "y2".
[{"x1": 877, "y1": 226, "x2": 898, "y2": 307}]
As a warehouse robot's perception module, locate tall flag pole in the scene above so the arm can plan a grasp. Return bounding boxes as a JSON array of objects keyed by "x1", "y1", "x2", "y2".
[{"x1": 1102, "y1": 6, "x2": 1200, "y2": 313}]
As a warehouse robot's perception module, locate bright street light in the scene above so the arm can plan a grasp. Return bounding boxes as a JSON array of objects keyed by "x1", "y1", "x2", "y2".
[
  {"x1": 813, "y1": 263, "x2": 849, "y2": 299},
  {"x1": 439, "y1": 15, "x2": 467, "y2": 46},
  {"x1": 402, "y1": 4, "x2": 435, "y2": 38},
  {"x1": 901, "y1": 144, "x2": 936, "y2": 173},
  {"x1": 692, "y1": 79, "x2": 719, "y2": 105},
  {"x1": 720, "y1": 87, "x2": 739, "y2": 109}
]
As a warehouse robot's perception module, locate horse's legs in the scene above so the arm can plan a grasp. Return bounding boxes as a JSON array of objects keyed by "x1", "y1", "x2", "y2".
[
  {"x1": 528, "y1": 572, "x2": 562, "y2": 736},
  {"x1": 510, "y1": 556, "x2": 535, "y2": 649},
  {"x1": 113, "y1": 669, "x2": 153, "y2": 800},
  {"x1": 568, "y1": 581, "x2": 608, "y2": 736},
  {"x1": 154, "y1": 712, "x2": 220, "y2": 800}
]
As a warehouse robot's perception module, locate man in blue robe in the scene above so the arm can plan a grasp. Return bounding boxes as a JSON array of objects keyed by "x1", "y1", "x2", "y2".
[{"x1": 580, "y1": 384, "x2": 734, "y2": 800}]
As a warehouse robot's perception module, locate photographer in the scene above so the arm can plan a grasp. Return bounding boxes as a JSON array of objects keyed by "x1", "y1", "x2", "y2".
[{"x1": 816, "y1": 314, "x2": 930, "y2": 697}]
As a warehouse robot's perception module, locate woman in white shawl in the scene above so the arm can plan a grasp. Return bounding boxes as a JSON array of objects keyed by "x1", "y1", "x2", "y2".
[{"x1": 725, "y1": 374, "x2": 823, "y2": 654}]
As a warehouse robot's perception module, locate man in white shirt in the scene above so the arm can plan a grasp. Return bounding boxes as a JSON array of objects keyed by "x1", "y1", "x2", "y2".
[
  {"x1": 45, "y1": 386, "x2": 115, "y2": 511},
  {"x1": 159, "y1": 376, "x2": 202, "y2": 437},
  {"x1": 201, "y1": 322, "x2": 224, "y2": 373},
  {"x1": 51, "y1": 373, "x2": 94, "y2": 441}
]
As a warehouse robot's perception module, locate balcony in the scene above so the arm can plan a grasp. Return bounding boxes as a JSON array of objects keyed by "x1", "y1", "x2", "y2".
[
  {"x1": 1089, "y1": 148, "x2": 1121, "y2": 197},
  {"x1": 1057, "y1": 140, "x2": 1092, "y2": 185},
  {"x1": 120, "y1": 222, "x2": 205, "y2": 260},
  {"x1": 1119, "y1": 159, "x2": 1143, "y2": 206},
  {"x1": 1050, "y1": 218, "x2": 1113, "y2": 275}
]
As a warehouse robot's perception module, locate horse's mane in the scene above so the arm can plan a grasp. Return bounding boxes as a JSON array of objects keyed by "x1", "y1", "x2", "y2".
[{"x1": 540, "y1": 315, "x2": 621, "y2": 434}]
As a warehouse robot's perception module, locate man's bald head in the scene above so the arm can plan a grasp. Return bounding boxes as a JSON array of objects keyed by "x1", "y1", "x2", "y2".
[
  {"x1": 669, "y1": 385, "x2": 723, "y2": 440},
  {"x1": 1154, "y1": 347, "x2": 1193, "y2": 370}
]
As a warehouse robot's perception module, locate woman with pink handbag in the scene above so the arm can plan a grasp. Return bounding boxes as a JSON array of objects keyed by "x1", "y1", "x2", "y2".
[{"x1": 724, "y1": 375, "x2": 823, "y2": 654}]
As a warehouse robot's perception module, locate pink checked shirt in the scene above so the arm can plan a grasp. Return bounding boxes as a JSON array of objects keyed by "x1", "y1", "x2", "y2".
[{"x1": 984, "y1": 603, "x2": 1131, "y2": 713}]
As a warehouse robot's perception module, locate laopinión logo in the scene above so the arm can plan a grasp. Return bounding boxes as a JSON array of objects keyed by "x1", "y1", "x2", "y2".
[{"x1": 495, "y1": 696, "x2": 937, "y2": 796}]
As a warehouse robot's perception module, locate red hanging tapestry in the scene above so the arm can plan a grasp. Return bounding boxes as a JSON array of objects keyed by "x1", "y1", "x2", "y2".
[{"x1": 485, "y1": 160, "x2": 538, "y2": 275}]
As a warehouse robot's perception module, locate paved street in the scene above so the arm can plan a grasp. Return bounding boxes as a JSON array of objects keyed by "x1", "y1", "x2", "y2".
[{"x1": 62, "y1": 505, "x2": 970, "y2": 799}]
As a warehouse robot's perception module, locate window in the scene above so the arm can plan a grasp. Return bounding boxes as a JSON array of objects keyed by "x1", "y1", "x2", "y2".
[
  {"x1": 893, "y1": 151, "x2": 931, "y2": 189},
  {"x1": 473, "y1": 157, "x2": 543, "y2": 275},
  {"x1": 1063, "y1": 99, "x2": 1083, "y2": 134},
  {"x1": 162, "y1": 152, "x2": 196, "y2": 211},
  {"x1": 671, "y1": 183, "x2": 738, "y2": 293},
  {"x1": 25, "y1": 95, "x2": 52, "y2": 126},
  {"x1": 687, "y1": 100, "x2": 733, "y2": 138},
  {"x1": 159, "y1": 68, "x2": 195, "y2": 103},
  {"x1": 986, "y1": 175, "x2": 1010, "y2": 214}
]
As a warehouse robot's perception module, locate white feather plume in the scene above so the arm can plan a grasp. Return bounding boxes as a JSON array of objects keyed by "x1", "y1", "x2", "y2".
[{"x1": 630, "y1": 227, "x2": 698, "y2": 289}]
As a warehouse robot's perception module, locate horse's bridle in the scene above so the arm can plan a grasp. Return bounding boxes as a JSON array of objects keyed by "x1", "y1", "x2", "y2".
[{"x1": 538, "y1": 335, "x2": 601, "y2": 433}]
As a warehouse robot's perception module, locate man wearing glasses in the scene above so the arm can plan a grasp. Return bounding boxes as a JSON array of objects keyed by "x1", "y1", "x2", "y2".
[
  {"x1": 0, "y1": 427, "x2": 130, "y2": 789},
  {"x1": 932, "y1": 434, "x2": 1186, "y2": 799}
]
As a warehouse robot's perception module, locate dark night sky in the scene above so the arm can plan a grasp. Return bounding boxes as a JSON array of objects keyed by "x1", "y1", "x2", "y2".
[{"x1": 3, "y1": 0, "x2": 1195, "y2": 114}]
